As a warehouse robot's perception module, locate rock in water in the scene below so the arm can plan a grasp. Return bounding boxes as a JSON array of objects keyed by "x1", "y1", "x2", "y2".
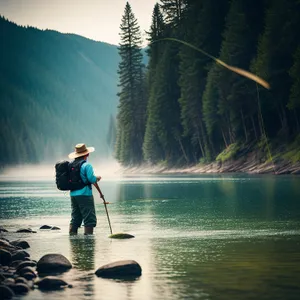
[
  {"x1": 16, "y1": 261, "x2": 37, "y2": 272},
  {"x1": 36, "y1": 254, "x2": 72, "y2": 274},
  {"x1": 0, "y1": 284, "x2": 15, "y2": 299},
  {"x1": 10, "y1": 240, "x2": 30, "y2": 249},
  {"x1": 0, "y1": 226, "x2": 8, "y2": 232},
  {"x1": 0, "y1": 249, "x2": 12, "y2": 266},
  {"x1": 95, "y1": 260, "x2": 142, "y2": 278},
  {"x1": 10, "y1": 283, "x2": 30, "y2": 295},
  {"x1": 16, "y1": 228, "x2": 36, "y2": 233},
  {"x1": 39, "y1": 225, "x2": 52, "y2": 230},
  {"x1": 35, "y1": 276, "x2": 69, "y2": 290},
  {"x1": 11, "y1": 250, "x2": 30, "y2": 261},
  {"x1": 51, "y1": 226, "x2": 61, "y2": 230},
  {"x1": 109, "y1": 233, "x2": 135, "y2": 239}
]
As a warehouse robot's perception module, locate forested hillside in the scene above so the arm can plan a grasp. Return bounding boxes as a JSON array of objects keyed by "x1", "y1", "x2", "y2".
[
  {"x1": 0, "y1": 16, "x2": 119, "y2": 167},
  {"x1": 116, "y1": 0, "x2": 300, "y2": 169}
]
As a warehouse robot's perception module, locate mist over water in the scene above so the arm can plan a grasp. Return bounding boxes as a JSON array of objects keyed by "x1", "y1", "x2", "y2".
[{"x1": 0, "y1": 159, "x2": 122, "y2": 182}]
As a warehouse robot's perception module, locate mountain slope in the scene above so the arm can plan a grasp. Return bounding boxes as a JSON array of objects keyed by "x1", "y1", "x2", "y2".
[{"x1": 0, "y1": 16, "x2": 120, "y2": 166}]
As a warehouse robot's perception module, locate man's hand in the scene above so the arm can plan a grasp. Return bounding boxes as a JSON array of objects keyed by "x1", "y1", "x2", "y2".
[{"x1": 96, "y1": 176, "x2": 101, "y2": 182}]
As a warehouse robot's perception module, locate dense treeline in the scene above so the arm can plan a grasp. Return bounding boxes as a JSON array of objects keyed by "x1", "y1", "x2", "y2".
[
  {"x1": 0, "y1": 16, "x2": 120, "y2": 167},
  {"x1": 116, "y1": 0, "x2": 300, "y2": 166}
]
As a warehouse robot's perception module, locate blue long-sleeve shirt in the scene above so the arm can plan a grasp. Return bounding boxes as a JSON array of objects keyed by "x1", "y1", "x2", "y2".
[{"x1": 70, "y1": 162, "x2": 97, "y2": 196}]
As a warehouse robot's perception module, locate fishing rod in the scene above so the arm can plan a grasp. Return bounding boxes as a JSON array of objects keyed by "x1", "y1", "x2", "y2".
[
  {"x1": 93, "y1": 182, "x2": 113, "y2": 235},
  {"x1": 93, "y1": 182, "x2": 135, "y2": 239}
]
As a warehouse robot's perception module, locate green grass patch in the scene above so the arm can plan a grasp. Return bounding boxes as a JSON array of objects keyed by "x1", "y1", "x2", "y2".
[
  {"x1": 283, "y1": 149, "x2": 300, "y2": 163},
  {"x1": 216, "y1": 143, "x2": 239, "y2": 163},
  {"x1": 280, "y1": 134, "x2": 300, "y2": 163}
]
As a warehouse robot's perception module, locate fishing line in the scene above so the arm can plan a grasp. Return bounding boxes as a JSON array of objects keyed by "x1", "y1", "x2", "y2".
[
  {"x1": 152, "y1": 37, "x2": 275, "y2": 172},
  {"x1": 154, "y1": 37, "x2": 270, "y2": 90}
]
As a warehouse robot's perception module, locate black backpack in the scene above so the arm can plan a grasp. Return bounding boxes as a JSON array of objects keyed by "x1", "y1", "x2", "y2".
[{"x1": 55, "y1": 159, "x2": 88, "y2": 191}]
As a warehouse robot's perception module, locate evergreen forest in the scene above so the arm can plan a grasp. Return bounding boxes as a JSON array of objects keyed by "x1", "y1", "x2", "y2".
[{"x1": 115, "y1": 0, "x2": 300, "y2": 167}]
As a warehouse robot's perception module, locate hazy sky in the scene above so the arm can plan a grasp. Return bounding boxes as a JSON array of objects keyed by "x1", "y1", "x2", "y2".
[{"x1": 0, "y1": 0, "x2": 158, "y2": 45}]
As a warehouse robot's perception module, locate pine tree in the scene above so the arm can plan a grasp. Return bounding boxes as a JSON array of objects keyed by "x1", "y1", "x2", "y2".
[
  {"x1": 160, "y1": 0, "x2": 185, "y2": 25},
  {"x1": 115, "y1": 2, "x2": 146, "y2": 165},
  {"x1": 178, "y1": 0, "x2": 229, "y2": 161},
  {"x1": 252, "y1": 0, "x2": 300, "y2": 140},
  {"x1": 143, "y1": 4, "x2": 166, "y2": 163},
  {"x1": 144, "y1": 1, "x2": 187, "y2": 165},
  {"x1": 288, "y1": 46, "x2": 300, "y2": 132},
  {"x1": 212, "y1": 0, "x2": 265, "y2": 147}
]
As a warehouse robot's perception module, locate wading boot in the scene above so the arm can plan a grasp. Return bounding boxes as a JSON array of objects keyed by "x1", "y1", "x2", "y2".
[
  {"x1": 84, "y1": 227, "x2": 94, "y2": 235},
  {"x1": 69, "y1": 225, "x2": 78, "y2": 235}
]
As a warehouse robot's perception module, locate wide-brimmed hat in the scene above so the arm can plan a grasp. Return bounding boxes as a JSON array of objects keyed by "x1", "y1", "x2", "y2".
[{"x1": 68, "y1": 143, "x2": 95, "y2": 159}]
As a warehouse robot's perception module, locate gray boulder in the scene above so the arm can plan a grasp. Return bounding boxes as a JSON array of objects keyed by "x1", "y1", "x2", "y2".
[
  {"x1": 51, "y1": 226, "x2": 61, "y2": 230},
  {"x1": 18, "y1": 266, "x2": 36, "y2": 277},
  {"x1": 22, "y1": 272, "x2": 36, "y2": 280},
  {"x1": 0, "y1": 239, "x2": 12, "y2": 249},
  {"x1": 16, "y1": 261, "x2": 36, "y2": 272},
  {"x1": 95, "y1": 260, "x2": 142, "y2": 278},
  {"x1": 11, "y1": 250, "x2": 30, "y2": 261},
  {"x1": 10, "y1": 283, "x2": 30, "y2": 295},
  {"x1": 0, "y1": 284, "x2": 15, "y2": 299},
  {"x1": 39, "y1": 225, "x2": 52, "y2": 229},
  {"x1": 35, "y1": 276, "x2": 70, "y2": 290},
  {"x1": 10, "y1": 260, "x2": 23, "y2": 268},
  {"x1": 0, "y1": 249, "x2": 12, "y2": 266},
  {"x1": 36, "y1": 254, "x2": 72, "y2": 274},
  {"x1": 16, "y1": 228, "x2": 37, "y2": 233},
  {"x1": 14, "y1": 277, "x2": 28, "y2": 285},
  {"x1": 10, "y1": 240, "x2": 30, "y2": 249}
]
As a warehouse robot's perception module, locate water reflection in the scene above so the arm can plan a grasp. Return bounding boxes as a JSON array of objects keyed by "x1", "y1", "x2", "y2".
[
  {"x1": 68, "y1": 236, "x2": 96, "y2": 298},
  {"x1": 69, "y1": 235, "x2": 96, "y2": 271}
]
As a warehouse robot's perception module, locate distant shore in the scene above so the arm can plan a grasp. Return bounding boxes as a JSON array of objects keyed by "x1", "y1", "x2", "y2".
[{"x1": 120, "y1": 156, "x2": 300, "y2": 176}]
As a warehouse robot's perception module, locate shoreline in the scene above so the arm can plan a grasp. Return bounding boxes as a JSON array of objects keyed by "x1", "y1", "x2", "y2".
[{"x1": 119, "y1": 157, "x2": 300, "y2": 176}]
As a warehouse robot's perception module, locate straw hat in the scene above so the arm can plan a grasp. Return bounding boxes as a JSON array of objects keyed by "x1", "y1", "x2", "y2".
[{"x1": 68, "y1": 143, "x2": 95, "y2": 159}]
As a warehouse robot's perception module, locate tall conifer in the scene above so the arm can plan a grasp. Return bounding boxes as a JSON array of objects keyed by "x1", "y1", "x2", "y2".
[{"x1": 115, "y1": 2, "x2": 146, "y2": 165}]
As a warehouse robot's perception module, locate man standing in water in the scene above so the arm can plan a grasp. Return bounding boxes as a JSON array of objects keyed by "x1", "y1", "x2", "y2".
[{"x1": 68, "y1": 143, "x2": 101, "y2": 235}]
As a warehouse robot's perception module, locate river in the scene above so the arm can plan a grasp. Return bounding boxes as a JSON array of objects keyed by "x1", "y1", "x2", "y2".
[{"x1": 0, "y1": 174, "x2": 300, "y2": 300}]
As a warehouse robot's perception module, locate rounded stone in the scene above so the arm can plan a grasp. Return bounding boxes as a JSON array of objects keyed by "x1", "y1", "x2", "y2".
[
  {"x1": 15, "y1": 277, "x2": 28, "y2": 285},
  {"x1": 16, "y1": 261, "x2": 37, "y2": 272},
  {"x1": 35, "y1": 276, "x2": 69, "y2": 290},
  {"x1": 0, "y1": 284, "x2": 15, "y2": 299},
  {"x1": 51, "y1": 226, "x2": 61, "y2": 230},
  {"x1": 10, "y1": 283, "x2": 30, "y2": 295},
  {"x1": 95, "y1": 260, "x2": 142, "y2": 278},
  {"x1": 10, "y1": 240, "x2": 30, "y2": 249},
  {"x1": 2, "y1": 278, "x2": 15, "y2": 285},
  {"x1": 22, "y1": 272, "x2": 37, "y2": 280},
  {"x1": 10, "y1": 260, "x2": 23, "y2": 268},
  {"x1": 11, "y1": 250, "x2": 30, "y2": 261},
  {"x1": 16, "y1": 228, "x2": 35, "y2": 233},
  {"x1": 36, "y1": 254, "x2": 72, "y2": 274},
  {"x1": 0, "y1": 239, "x2": 10, "y2": 247},
  {"x1": 18, "y1": 266, "x2": 36, "y2": 276},
  {"x1": 109, "y1": 233, "x2": 135, "y2": 239},
  {"x1": 39, "y1": 225, "x2": 52, "y2": 230},
  {"x1": 0, "y1": 249, "x2": 12, "y2": 266}
]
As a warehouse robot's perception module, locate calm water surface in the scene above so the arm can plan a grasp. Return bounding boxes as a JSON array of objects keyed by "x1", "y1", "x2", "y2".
[{"x1": 0, "y1": 174, "x2": 300, "y2": 300}]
